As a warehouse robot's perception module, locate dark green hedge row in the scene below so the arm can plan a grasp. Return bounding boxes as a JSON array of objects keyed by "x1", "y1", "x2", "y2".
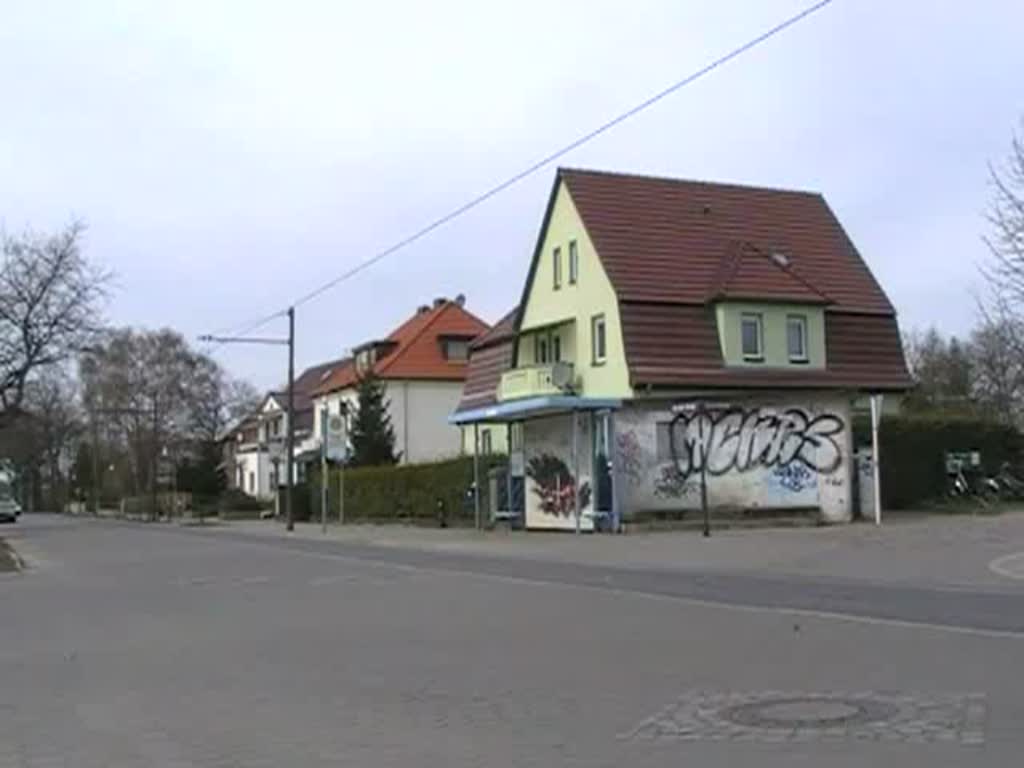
[
  {"x1": 298, "y1": 455, "x2": 507, "y2": 525},
  {"x1": 853, "y1": 414, "x2": 1023, "y2": 509}
]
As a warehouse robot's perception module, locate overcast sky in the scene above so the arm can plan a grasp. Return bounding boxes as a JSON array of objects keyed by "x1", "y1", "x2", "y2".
[{"x1": 1, "y1": 1, "x2": 1021, "y2": 388}]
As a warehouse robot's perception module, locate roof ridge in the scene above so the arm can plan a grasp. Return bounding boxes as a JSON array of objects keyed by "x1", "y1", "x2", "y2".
[{"x1": 559, "y1": 166, "x2": 824, "y2": 199}]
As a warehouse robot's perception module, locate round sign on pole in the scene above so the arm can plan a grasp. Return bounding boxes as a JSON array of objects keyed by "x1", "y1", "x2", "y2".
[{"x1": 326, "y1": 414, "x2": 347, "y2": 461}]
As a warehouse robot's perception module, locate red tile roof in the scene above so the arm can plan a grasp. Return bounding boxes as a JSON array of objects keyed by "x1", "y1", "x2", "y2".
[
  {"x1": 559, "y1": 168, "x2": 894, "y2": 314},
  {"x1": 313, "y1": 300, "x2": 489, "y2": 395},
  {"x1": 711, "y1": 242, "x2": 831, "y2": 304},
  {"x1": 456, "y1": 308, "x2": 517, "y2": 412}
]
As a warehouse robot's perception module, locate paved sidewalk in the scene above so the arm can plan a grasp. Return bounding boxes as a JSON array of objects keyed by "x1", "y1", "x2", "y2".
[{"x1": 214, "y1": 510, "x2": 1024, "y2": 590}]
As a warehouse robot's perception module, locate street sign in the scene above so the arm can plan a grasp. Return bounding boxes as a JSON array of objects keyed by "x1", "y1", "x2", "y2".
[{"x1": 325, "y1": 413, "x2": 347, "y2": 462}]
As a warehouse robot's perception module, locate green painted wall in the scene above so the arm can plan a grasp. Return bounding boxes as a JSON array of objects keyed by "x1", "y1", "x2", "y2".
[
  {"x1": 518, "y1": 182, "x2": 632, "y2": 398},
  {"x1": 714, "y1": 302, "x2": 826, "y2": 368}
]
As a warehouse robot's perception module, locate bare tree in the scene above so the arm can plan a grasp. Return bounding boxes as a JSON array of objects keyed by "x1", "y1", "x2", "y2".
[
  {"x1": 22, "y1": 367, "x2": 83, "y2": 510},
  {"x1": 983, "y1": 121, "x2": 1024, "y2": 309},
  {"x1": 0, "y1": 221, "x2": 110, "y2": 423},
  {"x1": 79, "y1": 328, "x2": 260, "y2": 504}
]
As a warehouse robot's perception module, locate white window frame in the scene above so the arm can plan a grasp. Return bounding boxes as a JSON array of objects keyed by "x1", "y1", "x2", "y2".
[
  {"x1": 591, "y1": 314, "x2": 607, "y2": 364},
  {"x1": 740, "y1": 313, "x2": 764, "y2": 361},
  {"x1": 481, "y1": 429, "x2": 493, "y2": 454},
  {"x1": 786, "y1": 314, "x2": 808, "y2": 363},
  {"x1": 568, "y1": 240, "x2": 578, "y2": 284},
  {"x1": 552, "y1": 246, "x2": 562, "y2": 290}
]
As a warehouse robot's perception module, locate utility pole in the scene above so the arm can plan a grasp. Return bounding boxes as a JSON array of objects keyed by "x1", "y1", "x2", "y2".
[
  {"x1": 199, "y1": 315, "x2": 293, "y2": 532},
  {"x1": 286, "y1": 306, "x2": 295, "y2": 532}
]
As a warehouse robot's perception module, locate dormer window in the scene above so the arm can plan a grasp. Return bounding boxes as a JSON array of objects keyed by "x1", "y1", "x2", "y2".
[
  {"x1": 443, "y1": 339, "x2": 469, "y2": 361},
  {"x1": 740, "y1": 313, "x2": 763, "y2": 361}
]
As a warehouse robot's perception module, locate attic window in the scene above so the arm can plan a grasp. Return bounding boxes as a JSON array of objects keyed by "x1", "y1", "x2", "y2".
[
  {"x1": 770, "y1": 251, "x2": 790, "y2": 267},
  {"x1": 443, "y1": 339, "x2": 469, "y2": 361}
]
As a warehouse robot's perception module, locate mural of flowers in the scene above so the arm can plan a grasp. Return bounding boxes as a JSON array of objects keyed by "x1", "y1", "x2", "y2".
[{"x1": 526, "y1": 454, "x2": 592, "y2": 517}]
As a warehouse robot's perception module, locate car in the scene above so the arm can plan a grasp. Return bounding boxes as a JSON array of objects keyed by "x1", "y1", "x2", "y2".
[{"x1": 0, "y1": 497, "x2": 19, "y2": 523}]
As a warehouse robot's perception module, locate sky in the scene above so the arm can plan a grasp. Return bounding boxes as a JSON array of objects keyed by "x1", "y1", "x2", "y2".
[{"x1": 1, "y1": 0, "x2": 1021, "y2": 389}]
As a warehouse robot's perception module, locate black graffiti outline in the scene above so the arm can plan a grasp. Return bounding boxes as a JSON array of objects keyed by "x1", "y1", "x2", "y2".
[{"x1": 668, "y1": 405, "x2": 845, "y2": 480}]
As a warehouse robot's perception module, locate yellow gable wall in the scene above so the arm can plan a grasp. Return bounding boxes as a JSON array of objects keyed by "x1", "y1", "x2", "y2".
[{"x1": 519, "y1": 181, "x2": 633, "y2": 399}]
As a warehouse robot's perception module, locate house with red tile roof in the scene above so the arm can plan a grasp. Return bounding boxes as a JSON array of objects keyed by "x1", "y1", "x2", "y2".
[
  {"x1": 311, "y1": 296, "x2": 489, "y2": 465},
  {"x1": 451, "y1": 168, "x2": 911, "y2": 530}
]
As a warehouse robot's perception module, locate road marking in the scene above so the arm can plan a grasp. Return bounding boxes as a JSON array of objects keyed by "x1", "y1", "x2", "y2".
[
  {"x1": 989, "y1": 551, "x2": 1024, "y2": 580},
  {"x1": 165, "y1": 528, "x2": 1024, "y2": 641}
]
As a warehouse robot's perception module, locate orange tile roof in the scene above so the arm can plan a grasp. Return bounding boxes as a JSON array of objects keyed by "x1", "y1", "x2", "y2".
[{"x1": 312, "y1": 300, "x2": 489, "y2": 395}]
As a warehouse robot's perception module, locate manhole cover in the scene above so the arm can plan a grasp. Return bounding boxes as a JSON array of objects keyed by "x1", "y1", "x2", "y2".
[
  {"x1": 622, "y1": 690, "x2": 987, "y2": 745},
  {"x1": 721, "y1": 696, "x2": 897, "y2": 729}
]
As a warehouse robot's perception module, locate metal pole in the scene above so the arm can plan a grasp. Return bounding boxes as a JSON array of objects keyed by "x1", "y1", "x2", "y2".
[
  {"x1": 473, "y1": 423, "x2": 481, "y2": 530},
  {"x1": 285, "y1": 306, "x2": 296, "y2": 532},
  {"x1": 91, "y1": 414, "x2": 100, "y2": 515},
  {"x1": 870, "y1": 394, "x2": 884, "y2": 525},
  {"x1": 572, "y1": 410, "x2": 580, "y2": 534},
  {"x1": 505, "y1": 423, "x2": 513, "y2": 520},
  {"x1": 151, "y1": 400, "x2": 159, "y2": 522},
  {"x1": 320, "y1": 409, "x2": 328, "y2": 535},
  {"x1": 699, "y1": 406, "x2": 710, "y2": 537}
]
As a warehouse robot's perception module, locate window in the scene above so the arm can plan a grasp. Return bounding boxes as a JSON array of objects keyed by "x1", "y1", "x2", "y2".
[
  {"x1": 509, "y1": 422, "x2": 523, "y2": 452},
  {"x1": 481, "y1": 429, "x2": 493, "y2": 454},
  {"x1": 552, "y1": 246, "x2": 562, "y2": 289},
  {"x1": 535, "y1": 336, "x2": 549, "y2": 364},
  {"x1": 591, "y1": 314, "x2": 607, "y2": 364},
  {"x1": 248, "y1": 472, "x2": 255, "y2": 493},
  {"x1": 740, "y1": 314, "x2": 763, "y2": 361},
  {"x1": 552, "y1": 333, "x2": 561, "y2": 362},
  {"x1": 443, "y1": 339, "x2": 469, "y2": 361},
  {"x1": 787, "y1": 315, "x2": 808, "y2": 362},
  {"x1": 568, "y1": 240, "x2": 578, "y2": 284}
]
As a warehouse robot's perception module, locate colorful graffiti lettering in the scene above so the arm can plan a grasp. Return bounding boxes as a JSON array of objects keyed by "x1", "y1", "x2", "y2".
[
  {"x1": 669, "y1": 406, "x2": 845, "y2": 479},
  {"x1": 525, "y1": 454, "x2": 592, "y2": 517},
  {"x1": 771, "y1": 462, "x2": 815, "y2": 493}
]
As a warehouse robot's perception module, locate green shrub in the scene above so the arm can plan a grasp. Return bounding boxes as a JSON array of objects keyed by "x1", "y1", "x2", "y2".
[
  {"x1": 219, "y1": 488, "x2": 270, "y2": 513},
  {"x1": 307, "y1": 455, "x2": 506, "y2": 525},
  {"x1": 853, "y1": 414, "x2": 1023, "y2": 509}
]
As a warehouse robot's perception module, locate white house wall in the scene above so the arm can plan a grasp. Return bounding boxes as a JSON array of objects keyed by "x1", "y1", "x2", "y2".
[
  {"x1": 614, "y1": 394, "x2": 854, "y2": 523},
  {"x1": 313, "y1": 380, "x2": 464, "y2": 465},
  {"x1": 234, "y1": 449, "x2": 274, "y2": 500}
]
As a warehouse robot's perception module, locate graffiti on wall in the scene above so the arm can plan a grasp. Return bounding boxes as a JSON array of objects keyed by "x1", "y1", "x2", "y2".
[
  {"x1": 526, "y1": 454, "x2": 592, "y2": 517},
  {"x1": 654, "y1": 464, "x2": 698, "y2": 499},
  {"x1": 771, "y1": 462, "x2": 815, "y2": 493},
  {"x1": 669, "y1": 406, "x2": 845, "y2": 480},
  {"x1": 615, "y1": 429, "x2": 645, "y2": 486}
]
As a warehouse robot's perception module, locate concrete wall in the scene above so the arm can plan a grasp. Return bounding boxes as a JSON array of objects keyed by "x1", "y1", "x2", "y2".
[
  {"x1": 614, "y1": 394, "x2": 854, "y2": 523},
  {"x1": 523, "y1": 413, "x2": 595, "y2": 531},
  {"x1": 518, "y1": 181, "x2": 632, "y2": 399}
]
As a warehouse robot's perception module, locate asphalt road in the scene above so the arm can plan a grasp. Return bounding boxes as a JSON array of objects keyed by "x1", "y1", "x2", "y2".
[{"x1": 3, "y1": 515, "x2": 1024, "y2": 767}]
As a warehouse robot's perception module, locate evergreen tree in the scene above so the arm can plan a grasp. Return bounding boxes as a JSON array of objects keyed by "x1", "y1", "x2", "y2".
[{"x1": 349, "y1": 372, "x2": 399, "y2": 466}]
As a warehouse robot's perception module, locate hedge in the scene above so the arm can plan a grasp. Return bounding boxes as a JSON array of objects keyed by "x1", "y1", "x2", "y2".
[
  {"x1": 853, "y1": 414, "x2": 1023, "y2": 509},
  {"x1": 305, "y1": 455, "x2": 507, "y2": 525}
]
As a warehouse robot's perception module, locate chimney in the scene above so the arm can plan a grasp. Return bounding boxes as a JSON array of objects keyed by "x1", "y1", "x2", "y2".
[
  {"x1": 433, "y1": 297, "x2": 446, "y2": 308},
  {"x1": 454, "y1": 293, "x2": 466, "y2": 307},
  {"x1": 417, "y1": 304, "x2": 430, "y2": 314}
]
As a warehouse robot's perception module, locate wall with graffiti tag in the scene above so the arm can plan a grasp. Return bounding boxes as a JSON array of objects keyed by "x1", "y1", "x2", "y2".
[
  {"x1": 523, "y1": 414, "x2": 595, "y2": 531},
  {"x1": 613, "y1": 396, "x2": 853, "y2": 522}
]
